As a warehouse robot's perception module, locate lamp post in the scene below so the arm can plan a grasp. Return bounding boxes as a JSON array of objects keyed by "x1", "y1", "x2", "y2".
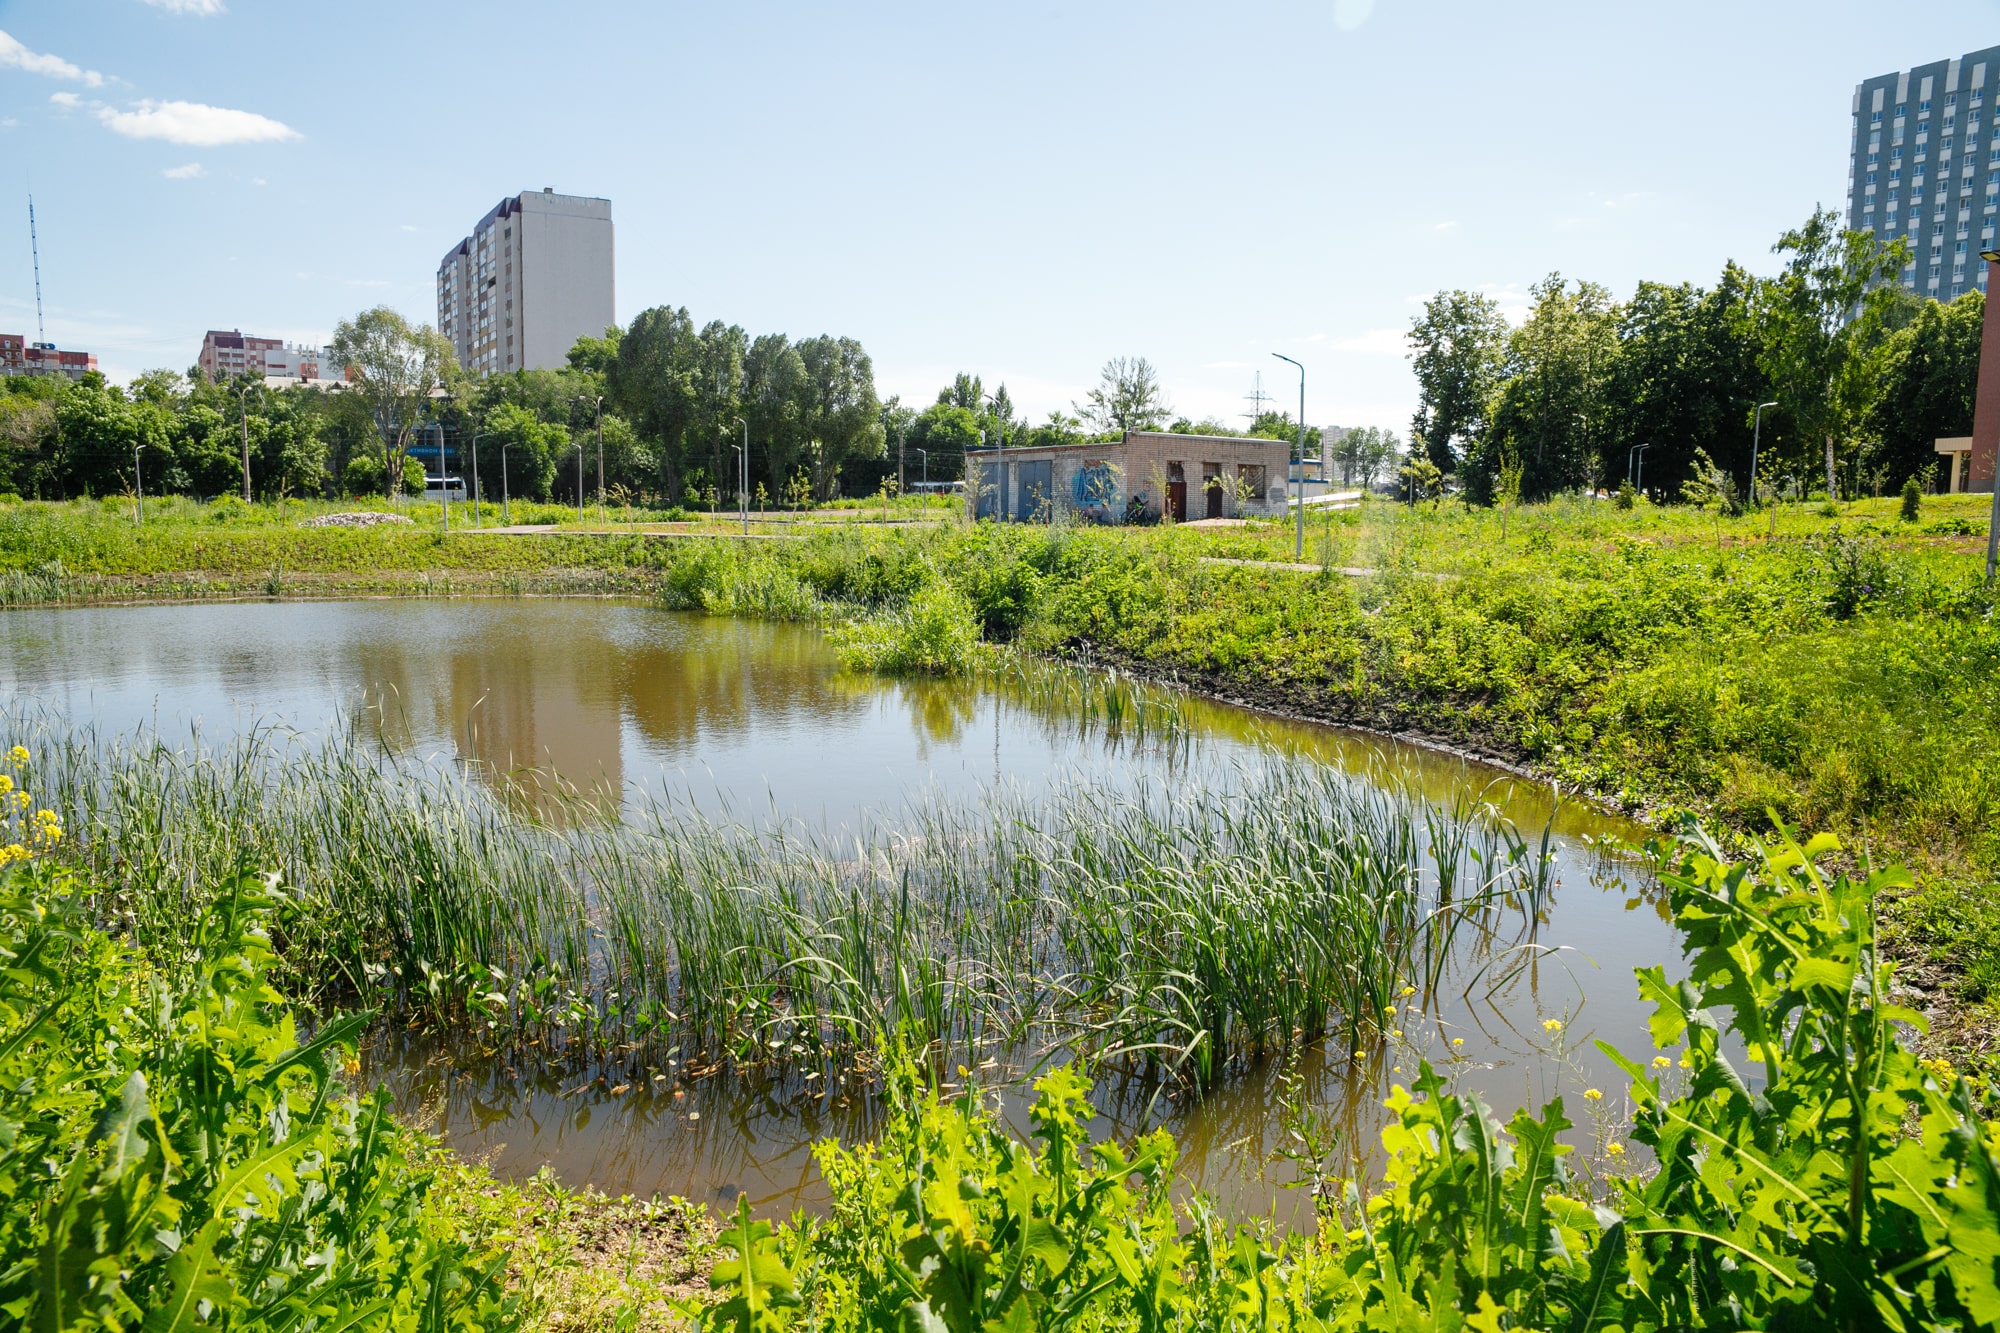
[
  {"x1": 133, "y1": 442, "x2": 142, "y2": 527},
  {"x1": 1272, "y1": 353, "x2": 1306, "y2": 558},
  {"x1": 500, "y1": 441, "x2": 510, "y2": 526},
  {"x1": 1634, "y1": 442, "x2": 1654, "y2": 496},
  {"x1": 915, "y1": 448, "x2": 928, "y2": 487},
  {"x1": 435, "y1": 418, "x2": 450, "y2": 530},
  {"x1": 1981, "y1": 249, "x2": 2000, "y2": 580},
  {"x1": 233, "y1": 380, "x2": 253, "y2": 503},
  {"x1": 1749, "y1": 401, "x2": 1778, "y2": 508},
  {"x1": 467, "y1": 430, "x2": 483, "y2": 528},
  {"x1": 581, "y1": 394, "x2": 605, "y2": 524},
  {"x1": 731, "y1": 415, "x2": 749, "y2": 536},
  {"x1": 575, "y1": 444, "x2": 585, "y2": 524}
]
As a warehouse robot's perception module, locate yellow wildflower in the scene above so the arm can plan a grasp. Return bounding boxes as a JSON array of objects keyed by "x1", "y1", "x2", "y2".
[
  {"x1": 1400, "y1": 985, "x2": 1416, "y2": 997},
  {"x1": 1605, "y1": 1142, "x2": 1626, "y2": 1157},
  {"x1": 1652, "y1": 1055, "x2": 1671, "y2": 1069},
  {"x1": 1391, "y1": 1030, "x2": 1403, "y2": 1040},
  {"x1": 1353, "y1": 1049, "x2": 1366, "y2": 1060},
  {"x1": 1583, "y1": 1088, "x2": 1603, "y2": 1101},
  {"x1": 1542, "y1": 1018, "x2": 1564, "y2": 1033},
  {"x1": 10, "y1": 791, "x2": 27, "y2": 811},
  {"x1": 0, "y1": 775, "x2": 12, "y2": 794},
  {"x1": 1451, "y1": 1037, "x2": 1465, "y2": 1047},
  {"x1": 7, "y1": 746, "x2": 26, "y2": 766}
]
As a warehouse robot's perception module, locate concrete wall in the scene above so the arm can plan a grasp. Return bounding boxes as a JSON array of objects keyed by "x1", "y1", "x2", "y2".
[
  {"x1": 970, "y1": 432, "x2": 1290, "y2": 522},
  {"x1": 518, "y1": 191, "x2": 615, "y2": 372}
]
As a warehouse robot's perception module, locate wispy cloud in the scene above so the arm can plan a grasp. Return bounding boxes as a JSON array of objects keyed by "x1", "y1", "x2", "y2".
[
  {"x1": 0, "y1": 29, "x2": 107, "y2": 86},
  {"x1": 98, "y1": 99, "x2": 298, "y2": 146},
  {"x1": 400, "y1": 224, "x2": 418, "y2": 232},
  {"x1": 1331, "y1": 329, "x2": 1411, "y2": 355},
  {"x1": 162, "y1": 162, "x2": 205, "y2": 179},
  {"x1": 138, "y1": 0, "x2": 227, "y2": 13},
  {"x1": 1432, "y1": 221, "x2": 1460, "y2": 234}
]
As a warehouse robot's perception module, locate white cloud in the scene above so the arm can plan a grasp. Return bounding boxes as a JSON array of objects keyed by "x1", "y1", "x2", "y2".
[
  {"x1": 400, "y1": 224, "x2": 418, "y2": 232},
  {"x1": 0, "y1": 30, "x2": 106, "y2": 86},
  {"x1": 1331, "y1": 329, "x2": 1411, "y2": 355},
  {"x1": 138, "y1": 0, "x2": 227, "y2": 13},
  {"x1": 1431, "y1": 221, "x2": 1460, "y2": 234},
  {"x1": 0, "y1": 117, "x2": 16, "y2": 128},
  {"x1": 49, "y1": 91, "x2": 82, "y2": 108},
  {"x1": 252, "y1": 177, "x2": 267, "y2": 186},
  {"x1": 97, "y1": 99, "x2": 298, "y2": 146},
  {"x1": 1333, "y1": 0, "x2": 1374, "y2": 31},
  {"x1": 162, "y1": 162, "x2": 205, "y2": 179}
]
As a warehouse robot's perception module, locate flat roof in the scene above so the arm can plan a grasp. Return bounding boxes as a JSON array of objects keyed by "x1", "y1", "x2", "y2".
[{"x1": 967, "y1": 431, "x2": 1285, "y2": 454}]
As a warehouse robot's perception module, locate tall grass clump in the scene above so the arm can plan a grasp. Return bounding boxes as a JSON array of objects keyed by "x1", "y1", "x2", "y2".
[{"x1": 13, "y1": 707, "x2": 1562, "y2": 1086}]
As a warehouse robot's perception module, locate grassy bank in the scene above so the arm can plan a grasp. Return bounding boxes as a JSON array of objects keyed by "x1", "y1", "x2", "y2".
[{"x1": 4, "y1": 491, "x2": 1997, "y2": 1053}]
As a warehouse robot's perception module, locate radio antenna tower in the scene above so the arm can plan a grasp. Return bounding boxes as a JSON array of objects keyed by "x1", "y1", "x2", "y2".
[{"x1": 28, "y1": 196, "x2": 46, "y2": 346}]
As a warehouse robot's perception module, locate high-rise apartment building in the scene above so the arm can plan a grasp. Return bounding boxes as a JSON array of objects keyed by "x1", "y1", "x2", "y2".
[
  {"x1": 437, "y1": 189, "x2": 614, "y2": 376},
  {"x1": 1849, "y1": 46, "x2": 2000, "y2": 301}
]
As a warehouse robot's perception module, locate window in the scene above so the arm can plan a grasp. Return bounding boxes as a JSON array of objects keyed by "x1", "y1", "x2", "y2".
[
  {"x1": 1948, "y1": 92, "x2": 1957, "y2": 106},
  {"x1": 1922, "y1": 99, "x2": 1932, "y2": 111},
  {"x1": 1897, "y1": 104, "x2": 1907, "y2": 116}
]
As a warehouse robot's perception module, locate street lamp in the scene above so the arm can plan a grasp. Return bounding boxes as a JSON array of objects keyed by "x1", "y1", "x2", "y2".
[
  {"x1": 914, "y1": 448, "x2": 929, "y2": 487},
  {"x1": 1982, "y1": 249, "x2": 2000, "y2": 580},
  {"x1": 1749, "y1": 401, "x2": 1778, "y2": 508},
  {"x1": 1633, "y1": 442, "x2": 1655, "y2": 495},
  {"x1": 233, "y1": 379, "x2": 253, "y2": 503},
  {"x1": 1272, "y1": 353, "x2": 1306, "y2": 558},
  {"x1": 580, "y1": 394, "x2": 605, "y2": 524},
  {"x1": 435, "y1": 418, "x2": 451, "y2": 530},
  {"x1": 731, "y1": 416, "x2": 749, "y2": 536},
  {"x1": 575, "y1": 443, "x2": 585, "y2": 524},
  {"x1": 467, "y1": 430, "x2": 484, "y2": 528},
  {"x1": 500, "y1": 440, "x2": 510, "y2": 526}
]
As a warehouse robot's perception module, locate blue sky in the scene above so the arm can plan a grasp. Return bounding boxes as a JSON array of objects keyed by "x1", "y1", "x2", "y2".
[{"x1": 1, "y1": 1, "x2": 1996, "y2": 432}]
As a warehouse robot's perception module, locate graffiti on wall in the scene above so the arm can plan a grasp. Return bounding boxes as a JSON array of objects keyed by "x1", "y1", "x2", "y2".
[{"x1": 1071, "y1": 460, "x2": 1119, "y2": 523}]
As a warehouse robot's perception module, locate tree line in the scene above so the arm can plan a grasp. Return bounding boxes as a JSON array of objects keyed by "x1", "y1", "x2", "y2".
[
  {"x1": 0, "y1": 302, "x2": 890, "y2": 509},
  {"x1": 1407, "y1": 206, "x2": 1982, "y2": 505}
]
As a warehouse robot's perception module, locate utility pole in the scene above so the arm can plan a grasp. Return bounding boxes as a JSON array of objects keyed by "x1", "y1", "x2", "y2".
[
  {"x1": 591, "y1": 394, "x2": 605, "y2": 524},
  {"x1": 576, "y1": 444, "x2": 585, "y2": 524},
  {"x1": 133, "y1": 442, "x2": 142, "y2": 527},
  {"x1": 500, "y1": 441, "x2": 510, "y2": 526},
  {"x1": 436, "y1": 419, "x2": 450, "y2": 530},
  {"x1": 468, "y1": 431, "x2": 482, "y2": 528}
]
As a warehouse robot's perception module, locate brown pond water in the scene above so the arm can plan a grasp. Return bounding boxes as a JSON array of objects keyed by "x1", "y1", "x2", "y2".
[{"x1": 1, "y1": 597, "x2": 1675, "y2": 1220}]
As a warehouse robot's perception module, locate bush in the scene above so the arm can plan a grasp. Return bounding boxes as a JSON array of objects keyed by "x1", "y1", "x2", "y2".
[
  {"x1": 0, "y1": 852, "x2": 517, "y2": 1330},
  {"x1": 403, "y1": 455, "x2": 428, "y2": 495},
  {"x1": 831, "y1": 576, "x2": 983, "y2": 675},
  {"x1": 1616, "y1": 479, "x2": 1637, "y2": 510},
  {"x1": 343, "y1": 452, "x2": 386, "y2": 497},
  {"x1": 1902, "y1": 476, "x2": 1924, "y2": 522}
]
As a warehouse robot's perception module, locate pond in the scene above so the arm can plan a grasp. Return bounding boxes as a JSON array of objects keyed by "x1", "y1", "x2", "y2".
[{"x1": 1, "y1": 597, "x2": 1676, "y2": 1219}]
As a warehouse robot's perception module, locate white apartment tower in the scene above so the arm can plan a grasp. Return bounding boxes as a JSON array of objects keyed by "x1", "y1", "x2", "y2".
[
  {"x1": 437, "y1": 188, "x2": 614, "y2": 376},
  {"x1": 1849, "y1": 46, "x2": 2000, "y2": 301}
]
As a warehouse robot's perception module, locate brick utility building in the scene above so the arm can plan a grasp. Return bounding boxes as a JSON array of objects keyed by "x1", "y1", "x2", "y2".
[
  {"x1": 967, "y1": 431, "x2": 1289, "y2": 523},
  {"x1": 0, "y1": 335, "x2": 96, "y2": 382},
  {"x1": 437, "y1": 188, "x2": 614, "y2": 376},
  {"x1": 197, "y1": 330, "x2": 330, "y2": 383}
]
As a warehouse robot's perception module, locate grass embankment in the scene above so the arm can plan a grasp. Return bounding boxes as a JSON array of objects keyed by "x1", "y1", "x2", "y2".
[{"x1": 3, "y1": 491, "x2": 1998, "y2": 1052}]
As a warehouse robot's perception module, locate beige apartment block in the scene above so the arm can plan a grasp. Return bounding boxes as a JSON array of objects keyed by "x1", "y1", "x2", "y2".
[
  {"x1": 438, "y1": 189, "x2": 614, "y2": 376},
  {"x1": 967, "y1": 431, "x2": 1289, "y2": 523}
]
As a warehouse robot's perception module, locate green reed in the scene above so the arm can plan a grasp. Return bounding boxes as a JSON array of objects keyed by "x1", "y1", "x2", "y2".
[{"x1": 8, "y1": 706, "x2": 1557, "y2": 1085}]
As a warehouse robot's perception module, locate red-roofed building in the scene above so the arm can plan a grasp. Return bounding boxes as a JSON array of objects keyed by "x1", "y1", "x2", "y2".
[{"x1": 0, "y1": 335, "x2": 97, "y2": 383}]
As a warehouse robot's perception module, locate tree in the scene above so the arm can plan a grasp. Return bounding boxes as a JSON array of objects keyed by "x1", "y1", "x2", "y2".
[
  {"x1": 1471, "y1": 273, "x2": 1620, "y2": 501},
  {"x1": 1865, "y1": 289, "x2": 1982, "y2": 489},
  {"x1": 567, "y1": 326, "x2": 622, "y2": 375},
  {"x1": 1333, "y1": 426, "x2": 1399, "y2": 488},
  {"x1": 1407, "y1": 289, "x2": 1508, "y2": 474},
  {"x1": 330, "y1": 306, "x2": 458, "y2": 497},
  {"x1": 1749, "y1": 207, "x2": 1909, "y2": 499},
  {"x1": 472, "y1": 403, "x2": 563, "y2": 502},
  {"x1": 1075, "y1": 357, "x2": 1170, "y2": 437},
  {"x1": 793, "y1": 334, "x2": 882, "y2": 500},
  {"x1": 1599, "y1": 265, "x2": 1767, "y2": 501}
]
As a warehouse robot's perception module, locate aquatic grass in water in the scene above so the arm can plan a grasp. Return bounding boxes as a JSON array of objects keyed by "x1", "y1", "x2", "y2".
[{"x1": 9, "y1": 706, "x2": 1561, "y2": 1085}]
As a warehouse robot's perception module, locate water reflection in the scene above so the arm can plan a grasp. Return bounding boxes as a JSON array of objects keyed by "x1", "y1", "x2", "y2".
[{"x1": 2, "y1": 597, "x2": 1678, "y2": 1215}]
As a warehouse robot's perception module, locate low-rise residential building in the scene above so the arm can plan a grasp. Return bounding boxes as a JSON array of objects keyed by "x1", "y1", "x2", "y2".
[
  {"x1": 197, "y1": 330, "x2": 332, "y2": 383},
  {"x1": 0, "y1": 335, "x2": 97, "y2": 381},
  {"x1": 966, "y1": 431, "x2": 1289, "y2": 523}
]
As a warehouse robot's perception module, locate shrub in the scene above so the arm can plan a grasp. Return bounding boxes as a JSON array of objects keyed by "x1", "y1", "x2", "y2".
[
  {"x1": 1616, "y1": 479, "x2": 1637, "y2": 510},
  {"x1": 1902, "y1": 476, "x2": 1923, "y2": 522},
  {"x1": 0, "y1": 790, "x2": 517, "y2": 1328},
  {"x1": 831, "y1": 576, "x2": 983, "y2": 674}
]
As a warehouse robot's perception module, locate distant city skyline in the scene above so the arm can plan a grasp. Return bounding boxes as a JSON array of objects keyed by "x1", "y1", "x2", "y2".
[{"x1": 3, "y1": 1, "x2": 1999, "y2": 431}]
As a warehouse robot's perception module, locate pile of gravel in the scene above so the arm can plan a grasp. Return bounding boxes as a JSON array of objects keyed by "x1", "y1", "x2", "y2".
[{"x1": 298, "y1": 512, "x2": 417, "y2": 529}]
